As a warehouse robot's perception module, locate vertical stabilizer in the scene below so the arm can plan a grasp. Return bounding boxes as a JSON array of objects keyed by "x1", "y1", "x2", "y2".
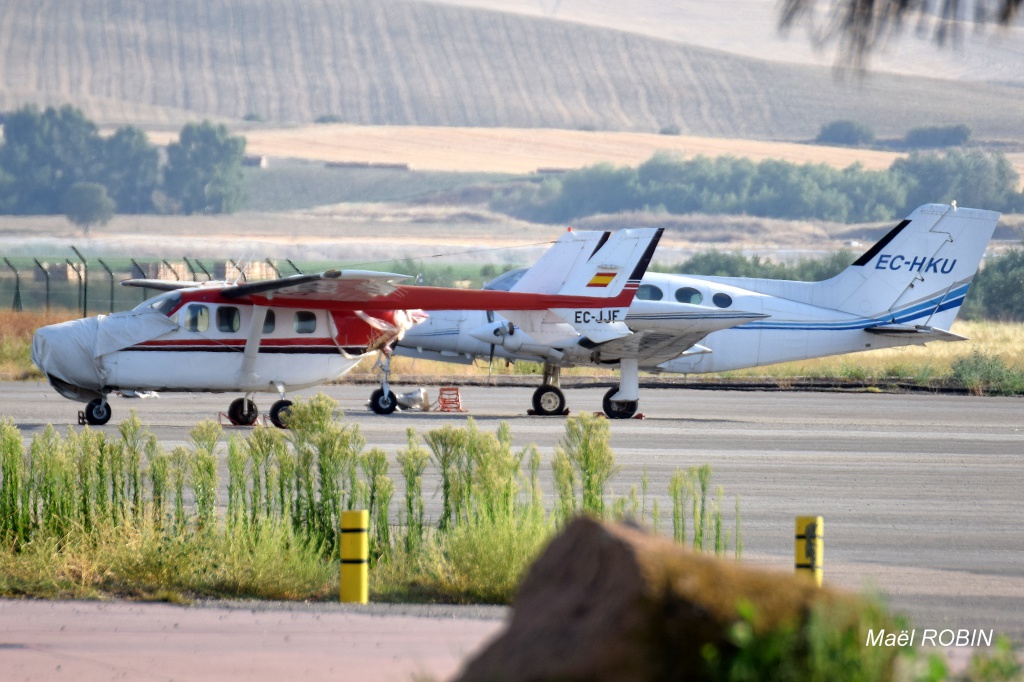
[
  {"x1": 690, "y1": 204, "x2": 999, "y2": 330},
  {"x1": 503, "y1": 227, "x2": 663, "y2": 344}
]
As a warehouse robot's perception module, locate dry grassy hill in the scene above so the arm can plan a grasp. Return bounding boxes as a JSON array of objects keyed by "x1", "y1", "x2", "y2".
[{"x1": 1, "y1": 0, "x2": 1022, "y2": 142}]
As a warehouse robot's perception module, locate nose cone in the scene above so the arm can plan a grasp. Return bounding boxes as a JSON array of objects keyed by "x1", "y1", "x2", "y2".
[{"x1": 32, "y1": 317, "x2": 105, "y2": 395}]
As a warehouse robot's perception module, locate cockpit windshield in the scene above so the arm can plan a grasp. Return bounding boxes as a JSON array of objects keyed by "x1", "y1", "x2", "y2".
[
  {"x1": 482, "y1": 268, "x2": 527, "y2": 292},
  {"x1": 133, "y1": 292, "x2": 182, "y2": 317}
]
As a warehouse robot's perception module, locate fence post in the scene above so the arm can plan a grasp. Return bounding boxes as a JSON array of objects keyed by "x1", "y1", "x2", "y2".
[
  {"x1": 228, "y1": 259, "x2": 247, "y2": 282},
  {"x1": 161, "y1": 260, "x2": 181, "y2": 280},
  {"x1": 182, "y1": 257, "x2": 198, "y2": 281},
  {"x1": 66, "y1": 260, "x2": 83, "y2": 316},
  {"x1": 97, "y1": 258, "x2": 115, "y2": 313},
  {"x1": 193, "y1": 259, "x2": 213, "y2": 281},
  {"x1": 340, "y1": 510, "x2": 369, "y2": 604},
  {"x1": 265, "y1": 258, "x2": 282, "y2": 278},
  {"x1": 33, "y1": 259, "x2": 50, "y2": 311},
  {"x1": 3, "y1": 259, "x2": 22, "y2": 312},
  {"x1": 70, "y1": 246, "x2": 88, "y2": 317},
  {"x1": 130, "y1": 259, "x2": 150, "y2": 304}
]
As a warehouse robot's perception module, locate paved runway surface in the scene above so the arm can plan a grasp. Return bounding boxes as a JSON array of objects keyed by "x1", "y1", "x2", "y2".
[{"x1": 2, "y1": 380, "x2": 1022, "y2": 679}]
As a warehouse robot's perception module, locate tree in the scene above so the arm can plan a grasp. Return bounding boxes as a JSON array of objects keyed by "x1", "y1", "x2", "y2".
[
  {"x1": 962, "y1": 248, "x2": 1024, "y2": 320},
  {"x1": 891, "y1": 150, "x2": 1024, "y2": 214},
  {"x1": 0, "y1": 105, "x2": 101, "y2": 214},
  {"x1": 61, "y1": 182, "x2": 115, "y2": 236},
  {"x1": 97, "y1": 126, "x2": 160, "y2": 213},
  {"x1": 815, "y1": 120, "x2": 875, "y2": 147},
  {"x1": 163, "y1": 121, "x2": 246, "y2": 214},
  {"x1": 904, "y1": 124, "x2": 972, "y2": 149},
  {"x1": 779, "y1": 0, "x2": 1022, "y2": 70}
]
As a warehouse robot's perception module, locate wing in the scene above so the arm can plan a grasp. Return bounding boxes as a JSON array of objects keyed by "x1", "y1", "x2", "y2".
[
  {"x1": 584, "y1": 307, "x2": 767, "y2": 367},
  {"x1": 221, "y1": 270, "x2": 407, "y2": 301},
  {"x1": 123, "y1": 270, "x2": 409, "y2": 302}
]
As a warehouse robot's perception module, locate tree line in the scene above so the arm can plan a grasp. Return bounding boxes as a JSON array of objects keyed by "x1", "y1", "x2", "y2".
[
  {"x1": 815, "y1": 120, "x2": 973, "y2": 150},
  {"x1": 0, "y1": 105, "x2": 246, "y2": 221},
  {"x1": 490, "y1": 150, "x2": 1024, "y2": 225}
]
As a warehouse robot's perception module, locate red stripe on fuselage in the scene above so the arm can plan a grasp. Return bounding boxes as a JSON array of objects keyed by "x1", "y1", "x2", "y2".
[{"x1": 133, "y1": 338, "x2": 338, "y2": 348}]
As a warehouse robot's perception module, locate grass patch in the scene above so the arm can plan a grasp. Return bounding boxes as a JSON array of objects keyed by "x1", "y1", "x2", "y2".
[
  {"x1": 0, "y1": 400, "x2": 740, "y2": 605},
  {"x1": 0, "y1": 309, "x2": 76, "y2": 380}
]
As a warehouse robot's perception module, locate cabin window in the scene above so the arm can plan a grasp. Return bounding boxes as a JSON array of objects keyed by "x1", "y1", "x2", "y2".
[
  {"x1": 263, "y1": 310, "x2": 276, "y2": 334},
  {"x1": 184, "y1": 304, "x2": 209, "y2": 332},
  {"x1": 216, "y1": 306, "x2": 240, "y2": 333},
  {"x1": 675, "y1": 287, "x2": 703, "y2": 305},
  {"x1": 712, "y1": 293, "x2": 733, "y2": 308},
  {"x1": 636, "y1": 284, "x2": 664, "y2": 301},
  {"x1": 294, "y1": 311, "x2": 317, "y2": 334}
]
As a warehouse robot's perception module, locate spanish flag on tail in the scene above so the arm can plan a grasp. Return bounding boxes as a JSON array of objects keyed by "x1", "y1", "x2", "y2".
[{"x1": 587, "y1": 272, "x2": 617, "y2": 288}]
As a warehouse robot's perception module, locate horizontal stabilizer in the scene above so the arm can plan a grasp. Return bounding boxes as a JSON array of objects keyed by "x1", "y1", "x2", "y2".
[{"x1": 864, "y1": 325, "x2": 968, "y2": 342}]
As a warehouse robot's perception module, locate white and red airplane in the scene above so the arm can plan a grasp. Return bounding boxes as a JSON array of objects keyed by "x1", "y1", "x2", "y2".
[{"x1": 31, "y1": 227, "x2": 663, "y2": 426}]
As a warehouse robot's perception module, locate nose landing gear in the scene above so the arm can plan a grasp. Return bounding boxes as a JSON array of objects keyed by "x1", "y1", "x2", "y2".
[
  {"x1": 81, "y1": 398, "x2": 112, "y2": 426},
  {"x1": 529, "y1": 363, "x2": 569, "y2": 416},
  {"x1": 369, "y1": 349, "x2": 397, "y2": 415}
]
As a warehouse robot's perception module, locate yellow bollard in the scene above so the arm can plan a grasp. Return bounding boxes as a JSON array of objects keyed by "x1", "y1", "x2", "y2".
[
  {"x1": 795, "y1": 515, "x2": 824, "y2": 587},
  {"x1": 340, "y1": 509, "x2": 369, "y2": 603}
]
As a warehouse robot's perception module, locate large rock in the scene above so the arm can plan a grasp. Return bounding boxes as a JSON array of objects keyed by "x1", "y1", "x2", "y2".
[{"x1": 456, "y1": 517, "x2": 860, "y2": 682}]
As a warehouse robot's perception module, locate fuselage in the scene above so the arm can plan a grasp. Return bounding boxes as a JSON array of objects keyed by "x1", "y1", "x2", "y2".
[
  {"x1": 31, "y1": 290, "x2": 405, "y2": 401},
  {"x1": 398, "y1": 271, "x2": 957, "y2": 373}
]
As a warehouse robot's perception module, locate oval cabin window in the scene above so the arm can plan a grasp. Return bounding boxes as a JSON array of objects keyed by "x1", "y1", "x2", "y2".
[
  {"x1": 636, "y1": 284, "x2": 664, "y2": 301},
  {"x1": 675, "y1": 287, "x2": 703, "y2": 305}
]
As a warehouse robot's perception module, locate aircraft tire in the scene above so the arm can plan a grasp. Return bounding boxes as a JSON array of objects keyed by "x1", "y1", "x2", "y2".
[
  {"x1": 602, "y1": 387, "x2": 637, "y2": 420},
  {"x1": 532, "y1": 385, "x2": 566, "y2": 416},
  {"x1": 369, "y1": 388, "x2": 398, "y2": 415},
  {"x1": 84, "y1": 398, "x2": 112, "y2": 426},
  {"x1": 228, "y1": 398, "x2": 259, "y2": 426},
  {"x1": 269, "y1": 400, "x2": 293, "y2": 429}
]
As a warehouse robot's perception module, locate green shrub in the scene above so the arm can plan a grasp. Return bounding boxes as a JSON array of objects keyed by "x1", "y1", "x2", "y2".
[
  {"x1": 904, "y1": 124, "x2": 971, "y2": 149},
  {"x1": 0, "y1": 396, "x2": 745, "y2": 606},
  {"x1": 816, "y1": 120, "x2": 876, "y2": 147},
  {"x1": 703, "y1": 598, "x2": 901, "y2": 682},
  {"x1": 950, "y1": 350, "x2": 1024, "y2": 396}
]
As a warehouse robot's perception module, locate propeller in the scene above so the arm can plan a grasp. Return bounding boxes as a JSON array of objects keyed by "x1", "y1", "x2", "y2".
[{"x1": 486, "y1": 310, "x2": 495, "y2": 376}]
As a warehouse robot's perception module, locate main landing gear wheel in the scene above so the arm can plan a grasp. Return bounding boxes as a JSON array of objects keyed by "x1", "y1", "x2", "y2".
[
  {"x1": 532, "y1": 385, "x2": 567, "y2": 416},
  {"x1": 369, "y1": 387, "x2": 397, "y2": 415},
  {"x1": 602, "y1": 387, "x2": 638, "y2": 420},
  {"x1": 269, "y1": 400, "x2": 293, "y2": 429},
  {"x1": 227, "y1": 398, "x2": 259, "y2": 426},
  {"x1": 84, "y1": 398, "x2": 111, "y2": 426}
]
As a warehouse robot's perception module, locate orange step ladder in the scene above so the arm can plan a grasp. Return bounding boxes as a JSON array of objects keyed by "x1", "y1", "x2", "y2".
[{"x1": 434, "y1": 387, "x2": 467, "y2": 413}]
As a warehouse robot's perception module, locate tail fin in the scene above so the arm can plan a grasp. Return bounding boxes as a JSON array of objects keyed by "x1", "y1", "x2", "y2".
[
  {"x1": 826, "y1": 204, "x2": 999, "y2": 327},
  {"x1": 511, "y1": 227, "x2": 661, "y2": 299},
  {"x1": 503, "y1": 227, "x2": 662, "y2": 343},
  {"x1": 698, "y1": 204, "x2": 999, "y2": 330}
]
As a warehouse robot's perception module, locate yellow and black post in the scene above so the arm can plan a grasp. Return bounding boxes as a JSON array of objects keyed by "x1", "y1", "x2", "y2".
[
  {"x1": 340, "y1": 510, "x2": 369, "y2": 603},
  {"x1": 795, "y1": 515, "x2": 824, "y2": 587}
]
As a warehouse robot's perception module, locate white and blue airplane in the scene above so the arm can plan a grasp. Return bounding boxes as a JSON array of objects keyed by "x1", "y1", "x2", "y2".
[{"x1": 396, "y1": 203, "x2": 1000, "y2": 418}]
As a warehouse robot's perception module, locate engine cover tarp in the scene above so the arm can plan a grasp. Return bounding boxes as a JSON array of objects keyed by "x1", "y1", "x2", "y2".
[{"x1": 32, "y1": 310, "x2": 178, "y2": 390}]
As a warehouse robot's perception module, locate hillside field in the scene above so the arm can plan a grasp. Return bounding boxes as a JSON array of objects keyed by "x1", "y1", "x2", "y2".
[
  {"x1": 2, "y1": 0, "x2": 1022, "y2": 142},
  {"x1": 144, "y1": 125, "x2": 1024, "y2": 189},
  {"x1": 176, "y1": 125, "x2": 908, "y2": 174}
]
